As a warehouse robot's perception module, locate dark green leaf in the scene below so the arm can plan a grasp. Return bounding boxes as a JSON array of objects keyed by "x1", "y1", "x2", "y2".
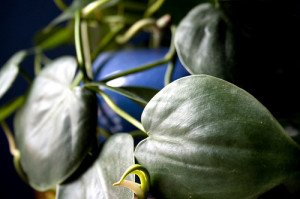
[
  {"x1": 47, "y1": 0, "x2": 120, "y2": 29},
  {"x1": 174, "y1": 3, "x2": 234, "y2": 79},
  {"x1": 57, "y1": 134, "x2": 134, "y2": 199},
  {"x1": 14, "y1": 57, "x2": 97, "y2": 191},
  {"x1": 0, "y1": 51, "x2": 27, "y2": 99},
  {"x1": 0, "y1": 95, "x2": 25, "y2": 122},
  {"x1": 157, "y1": 0, "x2": 209, "y2": 24},
  {"x1": 34, "y1": 25, "x2": 73, "y2": 50},
  {"x1": 48, "y1": 0, "x2": 93, "y2": 28},
  {"x1": 135, "y1": 75, "x2": 300, "y2": 199}
]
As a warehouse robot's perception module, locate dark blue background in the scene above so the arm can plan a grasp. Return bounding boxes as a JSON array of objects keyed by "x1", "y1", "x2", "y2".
[{"x1": 0, "y1": 1, "x2": 61, "y2": 198}]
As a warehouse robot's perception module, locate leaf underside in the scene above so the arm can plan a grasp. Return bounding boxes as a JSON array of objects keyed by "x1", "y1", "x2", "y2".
[
  {"x1": 0, "y1": 51, "x2": 27, "y2": 99},
  {"x1": 14, "y1": 57, "x2": 97, "y2": 191}
]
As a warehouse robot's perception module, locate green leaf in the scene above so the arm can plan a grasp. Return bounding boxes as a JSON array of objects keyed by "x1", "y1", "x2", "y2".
[
  {"x1": 0, "y1": 51, "x2": 27, "y2": 99},
  {"x1": 57, "y1": 134, "x2": 135, "y2": 199},
  {"x1": 0, "y1": 95, "x2": 25, "y2": 122},
  {"x1": 14, "y1": 56, "x2": 97, "y2": 191},
  {"x1": 135, "y1": 75, "x2": 300, "y2": 199},
  {"x1": 47, "y1": 0, "x2": 120, "y2": 29},
  {"x1": 34, "y1": 25, "x2": 73, "y2": 50},
  {"x1": 174, "y1": 3, "x2": 234, "y2": 79},
  {"x1": 48, "y1": 0, "x2": 93, "y2": 27}
]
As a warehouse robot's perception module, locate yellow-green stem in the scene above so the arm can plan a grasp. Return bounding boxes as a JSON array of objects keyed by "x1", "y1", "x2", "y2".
[
  {"x1": 75, "y1": 11, "x2": 89, "y2": 82},
  {"x1": 95, "y1": 89, "x2": 145, "y2": 133},
  {"x1": 54, "y1": 0, "x2": 67, "y2": 11}
]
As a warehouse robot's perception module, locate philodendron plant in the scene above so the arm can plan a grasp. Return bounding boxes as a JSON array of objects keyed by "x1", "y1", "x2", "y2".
[{"x1": 1, "y1": 0, "x2": 300, "y2": 199}]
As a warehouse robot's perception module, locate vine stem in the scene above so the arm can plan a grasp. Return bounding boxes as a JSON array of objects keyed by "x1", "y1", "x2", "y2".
[
  {"x1": 84, "y1": 82, "x2": 148, "y2": 106},
  {"x1": 101, "y1": 58, "x2": 169, "y2": 83},
  {"x1": 81, "y1": 20, "x2": 93, "y2": 79},
  {"x1": 116, "y1": 18, "x2": 156, "y2": 44},
  {"x1": 164, "y1": 25, "x2": 177, "y2": 85},
  {"x1": 82, "y1": 0, "x2": 110, "y2": 16},
  {"x1": 34, "y1": 48, "x2": 42, "y2": 75},
  {"x1": 0, "y1": 121, "x2": 28, "y2": 182},
  {"x1": 113, "y1": 164, "x2": 150, "y2": 199},
  {"x1": 88, "y1": 87, "x2": 146, "y2": 133},
  {"x1": 75, "y1": 10, "x2": 89, "y2": 82},
  {"x1": 214, "y1": 0, "x2": 220, "y2": 9},
  {"x1": 53, "y1": 0, "x2": 67, "y2": 11},
  {"x1": 91, "y1": 24, "x2": 124, "y2": 61},
  {"x1": 1, "y1": 121, "x2": 18, "y2": 156},
  {"x1": 144, "y1": 0, "x2": 166, "y2": 18},
  {"x1": 100, "y1": 37, "x2": 176, "y2": 83}
]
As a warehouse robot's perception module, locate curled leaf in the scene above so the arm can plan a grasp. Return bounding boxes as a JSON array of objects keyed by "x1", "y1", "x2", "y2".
[
  {"x1": 113, "y1": 164, "x2": 150, "y2": 199},
  {"x1": 0, "y1": 51, "x2": 27, "y2": 99}
]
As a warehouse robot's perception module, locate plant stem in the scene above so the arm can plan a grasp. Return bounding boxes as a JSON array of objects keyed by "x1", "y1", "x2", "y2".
[
  {"x1": 82, "y1": 0, "x2": 110, "y2": 16},
  {"x1": 100, "y1": 31, "x2": 176, "y2": 83},
  {"x1": 19, "y1": 68, "x2": 32, "y2": 84},
  {"x1": 92, "y1": 88, "x2": 146, "y2": 133},
  {"x1": 164, "y1": 25, "x2": 177, "y2": 85},
  {"x1": 101, "y1": 58, "x2": 169, "y2": 83},
  {"x1": 91, "y1": 24, "x2": 124, "y2": 61},
  {"x1": 99, "y1": 25, "x2": 176, "y2": 83},
  {"x1": 0, "y1": 96, "x2": 25, "y2": 122},
  {"x1": 34, "y1": 48, "x2": 42, "y2": 75},
  {"x1": 1, "y1": 121, "x2": 18, "y2": 156},
  {"x1": 164, "y1": 61, "x2": 174, "y2": 86},
  {"x1": 144, "y1": 0, "x2": 166, "y2": 18},
  {"x1": 114, "y1": 164, "x2": 150, "y2": 199},
  {"x1": 214, "y1": 0, "x2": 220, "y2": 9},
  {"x1": 71, "y1": 71, "x2": 84, "y2": 88},
  {"x1": 116, "y1": 18, "x2": 156, "y2": 44},
  {"x1": 54, "y1": 0, "x2": 67, "y2": 11},
  {"x1": 0, "y1": 121, "x2": 28, "y2": 183},
  {"x1": 81, "y1": 20, "x2": 93, "y2": 79},
  {"x1": 75, "y1": 10, "x2": 89, "y2": 82},
  {"x1": 85, "y1": 82, "x2": 148, "y2": 106}
]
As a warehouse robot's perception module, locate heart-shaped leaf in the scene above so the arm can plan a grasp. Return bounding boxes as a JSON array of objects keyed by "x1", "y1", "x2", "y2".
[
  {"x1": 174, "y1": 3, "x2": 234, "y2": 79},
  {"x1": 57, "y1": 134, "x2": 135, "y2": 199},
  {"x1": 135, "y1": 75, "x2": 300, "y2": 199},
  {"x1": 14, "y1": 57, "x2": 97, "y2": 191},
  {"x1": 0, "y1": 51, "x2": 27, "y2": 99}
]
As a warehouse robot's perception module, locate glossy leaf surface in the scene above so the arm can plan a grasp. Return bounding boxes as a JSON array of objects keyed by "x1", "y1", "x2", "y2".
[
  {"x1": 0, "y1": 51, "x2": 27, "y2": 99},
  {"x1": 135, "y1": 75, "x2": 300, "y2": 199},
  {"x1": 57, "y1": 134, "x2": 134, "y2": 199},
  {"x1": 14, "y1": 57, "x2": 97, "y2": 191},
  {"x1": 174, "y1": 3, "x2": 234, "y2": 79}
]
